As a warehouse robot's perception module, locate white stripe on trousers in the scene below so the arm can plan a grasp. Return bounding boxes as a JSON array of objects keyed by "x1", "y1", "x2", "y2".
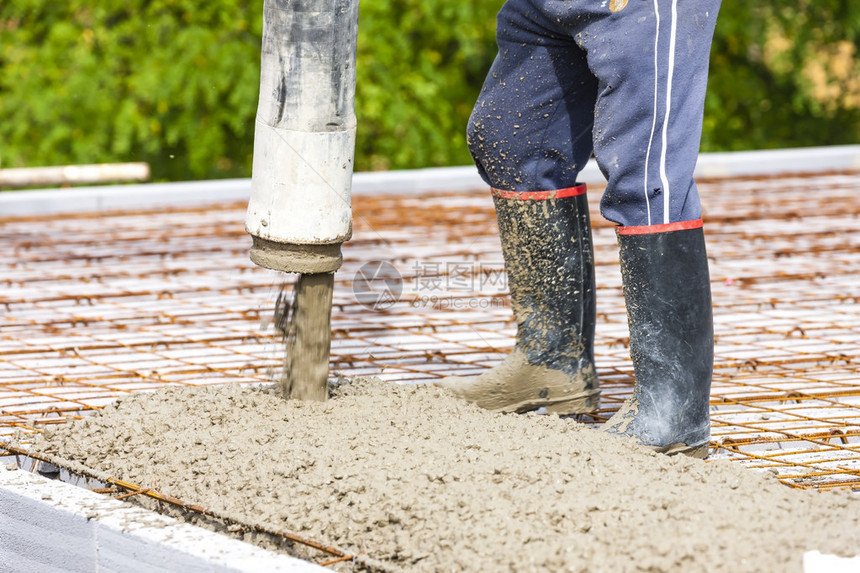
[
  {"x1": 644, "y1": 0, "x2": 679, "y2": 226},
  {"x1": 660, "y1": 0, "x2": 679, "y2": 224},
  {"x1": 644, "y1": 0, "x2": 661, "y2": 227}
]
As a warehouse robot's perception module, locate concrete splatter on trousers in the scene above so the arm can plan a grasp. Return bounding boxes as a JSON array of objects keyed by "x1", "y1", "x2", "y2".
[{"x1": 467, "y1": 0, "x2": 721, "y2": 227}]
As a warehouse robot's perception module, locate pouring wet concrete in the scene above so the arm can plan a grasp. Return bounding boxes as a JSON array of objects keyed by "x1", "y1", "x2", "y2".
[{"x1": 21, "y1": 378, "x2": 860, "y2": 572}]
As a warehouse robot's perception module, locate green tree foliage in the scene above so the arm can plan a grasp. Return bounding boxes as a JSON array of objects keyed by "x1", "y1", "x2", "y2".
[
  {"x1": 0, "y1": 0, "x2": 500, "y2": 180},
  {"x1": 0, "y1": 1, "x2": 263, "y2": 180},
  {"x1": 355, "y1": 1, "x2": 501, "y2": 170},
  {"x1": 0, "y1": 2, "x2": 858, "y2": 181},
  {"x1": 704, "y1": 2, "x2": 860, "y2": 151}
]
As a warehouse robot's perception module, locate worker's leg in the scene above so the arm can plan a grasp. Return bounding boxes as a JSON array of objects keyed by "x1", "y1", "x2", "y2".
[
  {"x1": 466, "y1": 0, "x2": 597, "y2": 192},
  {"x1": 523, "y1": 0, "x2": 721, "y2": 227},
  {"x1": 565, "y1": 0, "x2": 720, "y2": 455},
  {"x1": 469, "y1": 0, "x2": 721, "y2": 227},
  {"x1": 608, "y1": 222, "x2": 713, "y2": 457},
  {"x1": 440, "y1": 0, "x2": 600, "y2": 414}
]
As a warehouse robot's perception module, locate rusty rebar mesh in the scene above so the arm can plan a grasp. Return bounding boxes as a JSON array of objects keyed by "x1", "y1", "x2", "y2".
[{"x1": 1, "y1": 171, "x2": 859, "y2": 491}]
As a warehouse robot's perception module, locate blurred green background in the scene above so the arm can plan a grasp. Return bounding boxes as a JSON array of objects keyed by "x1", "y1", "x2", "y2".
[{"x1": 1, "y1": 1, "x2": 858, "y2": 182}]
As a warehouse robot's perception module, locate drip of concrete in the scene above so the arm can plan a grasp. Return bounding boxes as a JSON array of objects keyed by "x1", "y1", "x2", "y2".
[{"x1": 278, "y1": 274, "x2": 334, "y2": 401}]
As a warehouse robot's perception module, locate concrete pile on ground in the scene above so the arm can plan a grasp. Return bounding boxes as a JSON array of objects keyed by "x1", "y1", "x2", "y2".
[{"x1": 25, "y1": 378, "x2": 860, "y2": 572}]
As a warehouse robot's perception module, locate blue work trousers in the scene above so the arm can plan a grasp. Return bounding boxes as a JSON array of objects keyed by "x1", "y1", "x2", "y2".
[{"x1": 468, "y1": 0, "x2": 721, "y2": 228}]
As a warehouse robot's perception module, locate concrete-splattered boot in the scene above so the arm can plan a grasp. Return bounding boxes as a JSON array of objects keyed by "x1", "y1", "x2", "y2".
[
  {"x1": 603, "y1": 223, "x2": 713, "y2": 458},
  {"x1": 440, "y1": 186, "x2": 599, "y2": 414}
]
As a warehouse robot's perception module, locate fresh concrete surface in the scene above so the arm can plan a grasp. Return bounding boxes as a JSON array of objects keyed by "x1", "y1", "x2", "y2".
[{"x1": 0, "y1": 465, "x2": 326, "y2": 573}]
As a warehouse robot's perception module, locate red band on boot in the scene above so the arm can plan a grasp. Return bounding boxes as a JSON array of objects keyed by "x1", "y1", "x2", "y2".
[
  {"x1": 491, "y1": 184, "x2": 587, "y2": 201},
  {"x1": 616, "y1": 218, "x2": 704, "y2": 236}
]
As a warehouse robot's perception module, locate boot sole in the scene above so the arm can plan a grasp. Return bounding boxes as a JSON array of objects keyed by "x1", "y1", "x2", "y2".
[
  {"x1": 651, "y1": 442, "x2": 710, "y2": 459},
  {"x1": 509, "y1": 391, "x2": 600, "y2": 416}
]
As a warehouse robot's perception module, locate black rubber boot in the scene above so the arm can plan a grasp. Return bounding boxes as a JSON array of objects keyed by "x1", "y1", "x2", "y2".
[
  {"x1": 603, "y1": 224, "x2": 714, "y2": 458},
  {"x1": 440, "y1": 187, "x2": 599, "y2": 414}
]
